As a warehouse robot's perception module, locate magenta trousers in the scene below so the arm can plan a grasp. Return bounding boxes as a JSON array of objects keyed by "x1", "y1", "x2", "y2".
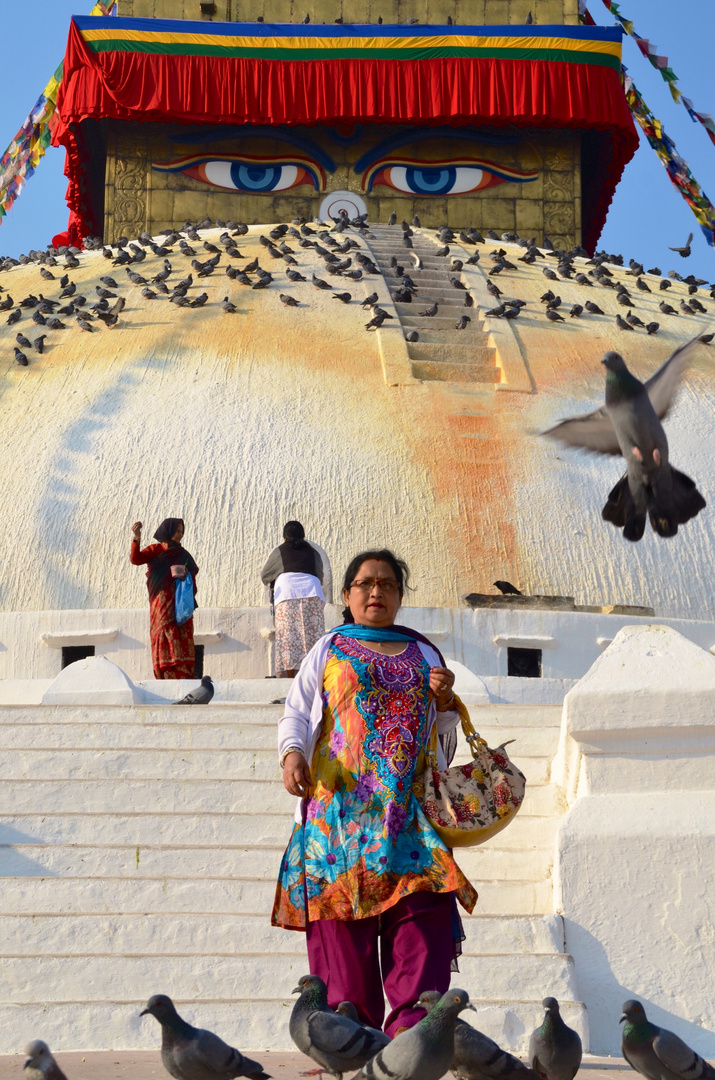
[{"x1": 305, "y1": 890, "x2": 454, "y2": 1036}]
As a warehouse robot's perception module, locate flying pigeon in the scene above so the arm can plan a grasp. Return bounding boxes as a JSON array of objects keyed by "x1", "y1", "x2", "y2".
[
  {"x1": 173, "y1": 676, "x2": 214, "y2": 705},
  {"x1": 24, "y1": 1041, "x2": 68, "y2": 1080},
  {"x1": 141, "y1": 994, "x2": 270, "y2": 1080},
  {"x1": 541, "y1": 336, "x2": 707, "y2": 540},
  {"x1": 529, "y1": 998, "x2": 582, "y2": 1080},
  {"x1": 669, "y1": 233, "x2": 693, "y2": 258},
  {"x1": 290, "y1": 975, "x2": 388, "y2": 1080},
  {"x1": 620, "y1": 999, "x2": 715, "y2": 1080},
  {"x1": 355, "y1": 988, "x2": 474, "y2": 1080},
  {"x1": 416, "y1": 991, "x2": 538, "y2": 1080}
]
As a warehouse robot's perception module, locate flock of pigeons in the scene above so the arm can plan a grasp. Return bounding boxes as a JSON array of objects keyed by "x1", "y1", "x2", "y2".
[{"x1": 22, "y1": 979, "x2": 715, "y2": 1080}]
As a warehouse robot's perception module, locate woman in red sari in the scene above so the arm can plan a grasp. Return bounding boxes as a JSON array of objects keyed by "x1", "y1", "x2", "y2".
[{"x1": 130, "y1": 518, "x2": 199, "y2": 679}]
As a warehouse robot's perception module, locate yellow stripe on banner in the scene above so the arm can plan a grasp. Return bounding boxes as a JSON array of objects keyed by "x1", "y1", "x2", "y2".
[{"x1": 79, "y1": 28, "x2": 622, "y2": 58}]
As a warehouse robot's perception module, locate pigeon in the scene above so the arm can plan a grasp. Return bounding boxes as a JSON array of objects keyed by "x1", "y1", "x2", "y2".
[
  {"x1": 312, "y1": 275, "x2": 332, "y2": 290},
  {"x1": 620, "y1": 1000, "x2": 715, "y2": 1080},
  {"x1": 616, "y1": 314, "x2": 634, "y2": 331},
  {"x1": 355, "y1": 988, "x2": 474, "y2": 1080},
  {"x1": 546, "y1": 310, "x2": 565, "y2": 323},
  {"x1": 646, "y1": 322, "x2": 660, "y2": 335},
  {"x1": 701, "y1": 333, "x2": 714, "y2": 344},
  {"x1": 585, "y1": 301, "x2": 604, "y2": 315},
  {"x1": 361, "y1": 293, "x2": 378, "y2": 308},
  {"x1": 334, "y1": 1003, "x2": 391, "y2": 1048},
  {"x1": 669, "y1": 233, "x2": 693, "y2": 258},
  {"x1": 541, "y1": 336, "x2": 707, "y2": 540},
  {"x1": 451, "y1": 277, "x2": 467, "y2": 291},
  {"x1": 34, "y1": 335, "x2": 47, "y2": 353},
  {"x1": 280, "y1": 294, "x2": 300, "y2": 307},
  {"x1": 141, "y1": 994, "x2": 270, "y2": 1080},
  {"x1": 221, "y1": 297, "x2": 237, "y2": 313},
  {"x1": 14, "y1": 348, "x2": 28, "y2": 366},
  {"x1": 455, "y1": 315, "x2": 471, "y2": 330},
  {"x1": 286, "y1": 270, "x2": 307, "y2": 282},
  {"x1": 290, "y1": 975, "x2": 388, "y2": 1080},
  {"x1": 332, "y1": 292, "x2": 352, "y2": 304},
  {"x1": 416, "y1": 991, "x2": 538, "y2": 1080},
  {"x1": 388, "y1": 212, "x2": 397, "y2": 225},
  {"x1": 24, "y1": 1040, "x2": 68, "y2": 1080},
  {"x1": 173, "y1": 676, "x2": 215, "y2": 705},
  {"x1": 405, "y1": 331, "x2": 419, "y2": 342},
  {"x1": 659, "y1": 301, "x2": 678, "y2": 316},
  {"x1": 494, "y1": 580, "x2": 521, "y2": 595},
  {"x1": 419, "y1": 304, "x2": 439, "y2": 317},
  {"x1": 569, "y1": 305, "x2": 583, "y2": 318},
  {"x1": 529, "y1": 999, "x2": 582, "y2": 1080},
  {"x1": 636, "y1": 278, "x2": 651, "y2": 293},
  {"x1": 365, "y1": 311, "x2": 389, "y2": 330}
]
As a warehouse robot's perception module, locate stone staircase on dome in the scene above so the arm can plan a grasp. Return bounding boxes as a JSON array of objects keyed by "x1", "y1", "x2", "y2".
[
  {"x1": 0, "y1": 695, "x2": 586, "y2": 1054},
  {"x1": 365, "y1": 225, "x2": 501, "y2": 384}
]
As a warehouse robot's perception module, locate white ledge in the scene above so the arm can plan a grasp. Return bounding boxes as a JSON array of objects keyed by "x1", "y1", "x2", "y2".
[
  {"x1": 492, "y1": 634, "x2": 557, "y2": 649},
  {"x1": 424, "y1": 629, "x2": 449, "y2": 641},
  {"x1": 40, "y1": 629, "x2": 119, "y2": 648},
  {"x1": 193, "y1": 631, "x2": 224, "y2": 645},
  {"x1": 597, "y1": 637, "x2": 614, "y2": 649}
]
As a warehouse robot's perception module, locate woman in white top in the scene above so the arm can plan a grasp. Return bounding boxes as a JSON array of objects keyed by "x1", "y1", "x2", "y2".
[{"x1": 261, "y1": 521, "x2": 327, "y2": 678}]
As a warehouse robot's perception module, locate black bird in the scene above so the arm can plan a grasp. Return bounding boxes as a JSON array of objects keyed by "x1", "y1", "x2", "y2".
[
  {"x1": 280, "y1": 294, "x2": 300, "y2": 306},
  {"x1": 486, "y1": 281, "x2": 502, "y2": 299},
  {"x1": 636, "y1": 278, "x2": 651, "y2": 293},
  {"x1": 543, "y1": 267, "x2": 558, "y2": 281},
  {"x1": 659, "y1": 279, "x2": 672, "y2": 291},
  {"x1": 361, "y1": 293, "x2": 378, "y2": 308},
  {"x1": 455, "y1": 315, "x2": 471, "y2": 330},
  {"x1": 312, "y1": 275, "x2": 332, "y2": 290},
  {"x1": 388, "y1": 212, "x2": 397, "y2": 225},
  {"x1": 173, "y1": 676, "x2": 215, "y2": 705},
  {"x1": 7, "y1": 309, "x2": 22, "y2": 325},
  {"x1": 14, "y1": 347, "x2": 28, "y2": 366},
  {"x1": 419, "y1": 303, "x2": 438, "y2": 317},
  {"x1": 191, "y1": 292, "x2": 209, "y2": 307},
  {"x1": 365, "y1": 311, "x2": 389, "y2": 330},
  {"x1": 700, "y1": 333, "x2": 714, "y2": 344},
  {"x1": 659, "y1": 301, "x2": 678, "y2": 316},
  {"x1": 585, "y1": 301, "x2": 604, "y2": 315},
  {"x1": 569, "y1": 305, "x2": 584, "y2": 318},
  {"x1": 546, "y1": 309, "x2": 565, "y2": 323},
  {"x1": 16, "y1": 333, "x2": 32, "y2": 348},
  {"x1": 646, "y1": 322, "x2": 660, "y2": 335},
  {"x1": 486, "y1": 305, "x2": 507, "y2": 318},
  {"x1": 405, "y1": 330, "x2": 419, "y2": 342},
  {"x1": 221, "y1": 297, "x2": 237, "y2": 314},
  {"x1": 494, "y1": 581, "x2": 522, "y2": 595},
  {"x1": 450, "y1": 277, "x2": 467, "y2": 291},
  {"x1": 77, "y1": 317, "x2": 94, "y2": 332},
  {"x1": 616, "y1": 314, "x2": 634, "y2": 331},
  {"x1": 33, "y1": 335, "x2": 47, "y2": 353},
  {"x1": 59, "y1": 283, "x2": 76, "y2": 298},
  {"x1": 141, "y1": 993, "x2": 268, "y2": 1079},
  {"x1": 332, "y1": 292, "x2": 352, "y2": 304},
  {"x1": 100, "y1": 276, "x2": 119, "y2": 288}
]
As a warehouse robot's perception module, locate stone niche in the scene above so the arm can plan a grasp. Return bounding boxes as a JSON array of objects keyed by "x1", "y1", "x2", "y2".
[
  {"x1": 103, "y1": 119, "x2": 581, "y2": 248},
  {"x1": 118, "y1": 1, "x2": 580, "y2": 27}
]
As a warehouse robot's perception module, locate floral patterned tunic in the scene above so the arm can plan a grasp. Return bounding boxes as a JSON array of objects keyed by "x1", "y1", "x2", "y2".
[{"x1": 271, "y1": 633, "x2": 478, "y2": 929}]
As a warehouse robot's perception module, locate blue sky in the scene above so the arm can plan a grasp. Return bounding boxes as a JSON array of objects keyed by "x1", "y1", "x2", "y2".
[{"x1": 0, "y1": 1, "x2": 713, "y2": 282}]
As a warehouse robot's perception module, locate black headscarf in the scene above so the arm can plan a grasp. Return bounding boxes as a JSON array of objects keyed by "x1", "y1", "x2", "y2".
[
  {"x1": 283, "y1": 520, "x2": 308, "y2": 550},
  {"x1": 154, "y1": 518, "x2": 184, "y2": 544}
]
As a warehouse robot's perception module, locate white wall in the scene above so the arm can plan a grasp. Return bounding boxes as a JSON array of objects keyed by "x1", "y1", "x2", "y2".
[{"x1": 554, "y1": 625, "x2": 715, "y2": 1055}]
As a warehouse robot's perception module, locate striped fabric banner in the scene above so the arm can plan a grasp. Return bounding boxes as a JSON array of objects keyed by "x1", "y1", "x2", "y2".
[{"x1": 75, "y1": 17, "x2": 623, "y2": 69}]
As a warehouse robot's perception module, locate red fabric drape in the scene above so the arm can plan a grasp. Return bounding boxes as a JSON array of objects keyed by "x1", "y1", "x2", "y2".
[{"x1": 54, "y1": 18, "x2": 638, "y2": 251}]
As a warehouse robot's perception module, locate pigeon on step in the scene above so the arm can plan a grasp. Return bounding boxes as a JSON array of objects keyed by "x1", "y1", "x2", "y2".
[
  {"x1": 141, "y1": 994, "x2": 270, "y2": 1080},
  {"x1": 355, "y1": 989, "x2": 474, "y2": 1080},
  {"x1": 529, "y1": 998, "x2": 582, "y2": 1080},
  {"x1": 24, "y1": 1042, "x2": 68, "y2": 1080},
  {"x1": 290, "y1": 974, "x2": 388, "y2": 1080},
  {"x1": 173, "y1": 675, "x2": 214, "y2": 705},
  {"x1": 416, "y1": 991, "x2": 538, "y2": 1080},
  {"x1": 621, "y1": 1000, "x2": 715, "y2": 1080}
]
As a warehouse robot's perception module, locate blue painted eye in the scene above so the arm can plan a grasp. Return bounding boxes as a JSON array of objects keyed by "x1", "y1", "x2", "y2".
[
  {"x1": 203, "y1": 161, "x2": 299, "y2": 192},
  {"x1": 387, "y1": 166, "x2": 499, "y2": 195},
  {"x1": 403, "y1": 167, "x2": 457, "y2": 194}
]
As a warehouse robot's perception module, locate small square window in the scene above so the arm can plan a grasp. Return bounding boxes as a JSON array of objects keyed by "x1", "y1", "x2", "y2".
[
  {"x1": 194, "y1": 644, "x2": 205, "y2": 679},
  {"x1": 61, "y1": 645, "x2": 96, "y2": 669},
  {"x1": 507, "y1": 647, "x2": 542, "y2": 678}
]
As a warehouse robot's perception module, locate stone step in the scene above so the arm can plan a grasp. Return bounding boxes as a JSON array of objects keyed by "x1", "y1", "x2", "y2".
[
  {"x1": 0, "y1": 911, "x2": 565, "y2": 956},
  {"x1": 0, "y1": 874, "x2": 553, "y2": 917},
  {"x1": 0, "y1": 997, "x2": 589, "y2": 1055},
  {"x1": 407, "y1": 342, "x2": 497, "y2": 363},
  {"x1": 0, "y1": 951, "x2": 575, "y2": 1003},
  {"x1": 0, "y1": 809, "x2": 559, "y2": 849},
  {"x1": 0, "y1": 721, "x2": 561, "y2": 756},
  {"x1": 0, "y1": 837, "x2": 553, "y2": 883},
  {"x1": 403, "y1": 329, "x2": 491, "y2": 345},
  {"x1": 396, "y1": 292, "x2": 477, "y2": 305},
  {"x1": 400, "y1": 316, "x2": 489, "y2": 332},
  {"x1": 394, "y1": 303, "x2": 470, "y2": 318},
  {"x1": 411, "y1": 360, "x2": 500, "y2": 384}
]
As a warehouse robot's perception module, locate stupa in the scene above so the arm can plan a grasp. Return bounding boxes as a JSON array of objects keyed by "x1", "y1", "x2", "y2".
[{"x1": 0, "y1": 0, "x2": 715, "y2": 1063}]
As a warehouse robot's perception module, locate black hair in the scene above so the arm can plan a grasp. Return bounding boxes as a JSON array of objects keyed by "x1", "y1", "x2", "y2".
[
  {"x1": 340, "y1": 549, "x2": 410, "y2": 623},
  {"x1": 283, "y1": 520, "x2": 307, "y2": 549}
]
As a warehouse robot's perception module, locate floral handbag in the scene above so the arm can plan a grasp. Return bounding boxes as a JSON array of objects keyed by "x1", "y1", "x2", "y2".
[{"x1": 413, "y1": 705, "x2": 526, "y2": 848}]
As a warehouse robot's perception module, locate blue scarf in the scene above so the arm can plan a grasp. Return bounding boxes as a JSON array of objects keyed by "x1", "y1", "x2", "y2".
[{"x1": 327, "y1": 622, "x2": 445, "y2": 664}]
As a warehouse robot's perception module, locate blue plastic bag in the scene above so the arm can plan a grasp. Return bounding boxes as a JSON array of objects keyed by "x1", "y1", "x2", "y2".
[{"x1": 174, "y1": 571, "x2": 195, "y2": 626}]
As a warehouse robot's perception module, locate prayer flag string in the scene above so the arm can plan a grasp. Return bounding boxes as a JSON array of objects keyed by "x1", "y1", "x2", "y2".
[
  {"x1": 0, "y1": 2, "x2": 116, "y2": 226},
  {"x1": 600, "y1": 0, "x2": 715, "y2": 154},
  {"x1": 622, "y1": 67, "x2": 715, "y2": 247}
]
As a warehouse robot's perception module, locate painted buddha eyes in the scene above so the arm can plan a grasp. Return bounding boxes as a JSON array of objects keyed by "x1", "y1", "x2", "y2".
[
  {"x1": 363, "y1": 159, "x2": 539, "y2": 196},
  {"x1": 152, "y1": 155, "x2": 325, "y2": 192}
]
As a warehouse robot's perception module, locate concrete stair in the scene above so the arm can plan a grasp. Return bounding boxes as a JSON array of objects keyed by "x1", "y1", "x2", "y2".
[
  {"x1": 0, "y1": 700, "x2": 586, "y2": 1053},
  {"x1": 365, "y1": 225, "x2": 500, "y2": 384}
]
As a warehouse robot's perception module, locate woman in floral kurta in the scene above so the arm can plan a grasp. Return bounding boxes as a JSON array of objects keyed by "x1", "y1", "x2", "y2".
[{"x1": 274, "y1": 550, "x2": 477, "y2": 1036}]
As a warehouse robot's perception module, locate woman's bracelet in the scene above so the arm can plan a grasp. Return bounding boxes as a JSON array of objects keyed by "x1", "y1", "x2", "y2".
[
  {"x1": 436, "y1": 693, "x2": 456, "y2": 712},
  {"x1": 280, "y1": 746, "x2": 305, "y2": 768}
]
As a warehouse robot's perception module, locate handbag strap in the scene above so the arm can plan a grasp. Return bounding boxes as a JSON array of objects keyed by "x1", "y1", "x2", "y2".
[{"x1": 455, "y1": 701, "x2": 489, "y2": 760}]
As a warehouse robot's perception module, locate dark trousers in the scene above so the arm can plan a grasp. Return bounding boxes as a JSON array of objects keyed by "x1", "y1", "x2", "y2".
[{"x1": 305, "y1": 890, "x2": 453, "y2": 1036}]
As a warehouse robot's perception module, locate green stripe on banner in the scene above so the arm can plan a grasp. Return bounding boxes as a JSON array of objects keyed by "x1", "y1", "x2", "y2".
[{"x1": 84, "y1": 39, "x2": 621, "y2": 68}]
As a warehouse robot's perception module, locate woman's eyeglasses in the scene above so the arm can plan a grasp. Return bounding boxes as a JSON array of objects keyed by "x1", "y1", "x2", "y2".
[{"x1": 349, "y1": 579, "x2": 400, "y2": 594}]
